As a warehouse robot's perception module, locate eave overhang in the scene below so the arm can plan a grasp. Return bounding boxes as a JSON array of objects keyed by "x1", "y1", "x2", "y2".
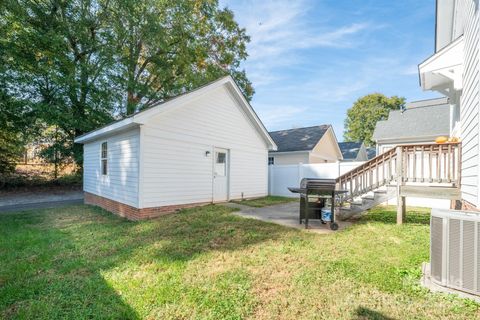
[{"x1": 419, "y1": 35, "x2": 464, "y2": 94}]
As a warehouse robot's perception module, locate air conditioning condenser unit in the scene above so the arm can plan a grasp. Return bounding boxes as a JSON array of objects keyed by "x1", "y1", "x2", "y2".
[{"x1": 430, "y1": 208, "x2": 480, "y2": 296}]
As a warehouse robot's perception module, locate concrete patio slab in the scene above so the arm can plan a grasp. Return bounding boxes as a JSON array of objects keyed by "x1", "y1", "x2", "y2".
[
  {"x1": 225, "y1": 202, "x2": 352, "y2": 234},
  {"x1": 421, "y1": 262, "x2": 480, "y2": 303}
]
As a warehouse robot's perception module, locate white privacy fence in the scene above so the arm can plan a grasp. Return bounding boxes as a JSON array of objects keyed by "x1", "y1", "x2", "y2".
[{"x1": 268, "y1": 162, "x2": 365, "y2": 197}]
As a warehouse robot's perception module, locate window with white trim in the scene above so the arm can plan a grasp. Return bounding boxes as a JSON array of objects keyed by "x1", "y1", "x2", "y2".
[
  {"x1": 101, "y1": 142, "x2": 108, "y2": 175},
  {"x1": 268, "y1": 156, "x2": 274, "y2": 165}
]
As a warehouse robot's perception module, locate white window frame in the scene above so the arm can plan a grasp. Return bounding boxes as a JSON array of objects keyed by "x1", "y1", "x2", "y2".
[{"x1": 268, "y1": 156, "x2": 274, "y2": 165}]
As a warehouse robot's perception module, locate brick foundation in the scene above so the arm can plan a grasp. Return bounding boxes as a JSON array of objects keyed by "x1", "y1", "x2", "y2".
[{"x1": 84, "y1": 192, "x2": 210, "y2": 220}]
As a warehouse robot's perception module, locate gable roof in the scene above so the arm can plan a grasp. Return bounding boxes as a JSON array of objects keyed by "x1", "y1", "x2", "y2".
[
  {"x1": 372, "y1": 98, "x2": 450, "y2": 142},
  {"x1": 366, "y1": 147, "x2": 376, "y2": 160},
  {"x1": 74, "y1": 76, "x2": 277, "y2": 150},
  {"x1": 338, "y1": 142, "x2": 363, "y2": 160},
  {"x1": 268, "y1": 125, "x2": 330, "y2": 153}
]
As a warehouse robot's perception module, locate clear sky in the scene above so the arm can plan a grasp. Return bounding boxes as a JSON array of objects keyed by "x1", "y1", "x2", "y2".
[{"x1": 220, "y1": 0, "x2": 441, "y2": 140}]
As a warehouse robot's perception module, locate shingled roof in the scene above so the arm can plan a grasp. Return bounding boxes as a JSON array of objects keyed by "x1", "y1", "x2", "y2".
[
  {"x1": 372, "y1": 98, "x2": 450, "y2": 142},
  {"x1": 269, "y1": 125, "x2": 330, "y2": 153},
  {"x1": 366, "y1": 147, "x2": 377, "y2": 160},
  {"x1": 338, "y1": 142, "x2": 363, "y2": 160}
]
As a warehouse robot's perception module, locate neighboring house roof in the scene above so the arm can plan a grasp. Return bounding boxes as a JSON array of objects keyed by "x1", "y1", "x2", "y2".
[
  {"x1": 366, "y1": 147, "x2": 377, "y2": 160},
  {"x1": 74, "y1": 76, "x2": 277, "y2": 150},
  {"x1": 338, "y1": 142, "x2": 363, "y2": 160},
  {"x1": 269, "y1": 125, "x2": 330, "y2": 152},
  {"x1": 372, "y1": 98, "x2": 450, "y2": 142},
  {"x1": 407, "y1": 97, "x2": 448, "y2": 108}
]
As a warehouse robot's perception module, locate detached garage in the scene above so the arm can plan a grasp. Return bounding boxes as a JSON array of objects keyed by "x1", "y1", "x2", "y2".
[{"x1": 74, "y1": 76, "x2": 277, "y2": 220}]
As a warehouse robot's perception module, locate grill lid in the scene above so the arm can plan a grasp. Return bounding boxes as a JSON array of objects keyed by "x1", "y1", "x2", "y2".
[{"x1": 300, "y1": 178, "x2": 336, "y2": 190}]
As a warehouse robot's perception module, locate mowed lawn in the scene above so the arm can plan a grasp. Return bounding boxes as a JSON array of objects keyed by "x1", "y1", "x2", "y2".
[{"x1": 1, "y1": 205, "x2": 479, "y2": 319}]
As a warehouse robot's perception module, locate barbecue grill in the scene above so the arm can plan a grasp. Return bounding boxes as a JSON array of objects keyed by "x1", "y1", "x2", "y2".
[{"x1": 288, "y1": 178, "x2": 344, "y2": 230}]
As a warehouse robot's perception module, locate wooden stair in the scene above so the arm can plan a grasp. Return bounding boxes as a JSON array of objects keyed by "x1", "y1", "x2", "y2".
[
  {"x1": 335, "y1": 143, "x2": 462, "y2": 223},
  {"x1": 337, "y1": 187, "x2": 396, "y2": 220}
]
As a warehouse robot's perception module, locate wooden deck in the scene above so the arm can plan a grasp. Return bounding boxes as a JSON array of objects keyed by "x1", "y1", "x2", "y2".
[
  {"x1": 336, "y1": 142, "x2": 461, "y2": 224},
  {"x1": 399, "y1": 185, "x2": 461, "y2": 200}
]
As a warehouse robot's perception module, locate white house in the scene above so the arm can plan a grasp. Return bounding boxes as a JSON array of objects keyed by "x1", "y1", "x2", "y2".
[
  {"x1": 372, "y1": 97, "x2": 450, "y2": 154},
  {"x1": 268, "y1": 125, "x2": 343, "y2": 165},
  {"x1": 418, "y1": 0, "x2": 480, "y2": 210},
  {"x1": 74, "y1": 76, "x2": 277, "y2": 220},
  {"x1": 370, "y1": 98, "x2": 452, "y2": 209}
]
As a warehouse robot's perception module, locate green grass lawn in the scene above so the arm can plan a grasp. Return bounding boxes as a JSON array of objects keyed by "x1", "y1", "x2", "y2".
[
  {"x1": 1, "y1": 205, "x2": 479, "y2": 319},
  {"x1": 232, "y1": 195, "x2": 298, "y2": 207}
]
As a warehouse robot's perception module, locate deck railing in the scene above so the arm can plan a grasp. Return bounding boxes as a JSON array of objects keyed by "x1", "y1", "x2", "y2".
[{"x1": 336, "y1": 142, "x2": 461, "y2": 201}]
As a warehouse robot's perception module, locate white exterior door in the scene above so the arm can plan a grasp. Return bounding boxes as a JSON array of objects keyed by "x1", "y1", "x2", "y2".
[{"x1": 213, "y1": 148, "x2": 229, "y2": 202}]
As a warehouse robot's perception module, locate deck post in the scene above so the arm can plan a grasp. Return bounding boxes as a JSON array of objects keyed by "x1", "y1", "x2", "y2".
[{"x1": 396, "y1": 146, "x2": 406, "y2": 224}]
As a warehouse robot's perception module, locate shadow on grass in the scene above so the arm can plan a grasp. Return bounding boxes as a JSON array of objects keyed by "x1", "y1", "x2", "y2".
[
  {"x1": 0, "y1": 204, "x2": 287, "y2": 318},
  {"x1": 354, "y1": 306, "x2": 396, "y2": 320},
  {"x1": 359, "y1": 206, "x2": 431, "y2": 225},
  {"x1": 0, "y1": 207, "x2": 139, "y2": 319}
]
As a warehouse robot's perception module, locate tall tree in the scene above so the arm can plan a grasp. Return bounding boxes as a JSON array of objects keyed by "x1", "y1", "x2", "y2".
[
  {"x1": 1, "y1": 0, "x2": 252, "y2": 171},
  {"x1": 0, "y1": 90, "x2": 28, "y2": 177},
  {"x1": 111, "y1": 0, "x2": 252, "y2": 115},
  {"x1": 0, "y1": 4, "x2": 35, "y2": 176},
  {"x1": 2, "y1": 0, "x2": 120, "y2": 166},
  {"x1": 344, "y1": 93, "x2": 405, "y2": 146}
]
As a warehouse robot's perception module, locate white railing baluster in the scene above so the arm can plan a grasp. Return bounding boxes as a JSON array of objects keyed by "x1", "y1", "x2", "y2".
[{"x1": 335, "y1": 143, "x2": 461, "y2": 203}]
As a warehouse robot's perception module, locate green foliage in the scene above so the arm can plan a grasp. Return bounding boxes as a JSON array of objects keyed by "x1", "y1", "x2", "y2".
[
  {"x1": 111, "y1": 0, "x2": 253, "y2": 115},
  {"x1": 0, "y1": 81, "x2": 32, "y2": 176},
  {"x1": 1, "y1": 170, "x2": 82, "y2": 190},
  {"x1": 0, "y1": 0, "x2": 252, "y2": 169},
  {"x1": 38, "y1": 126, "x2": 74, "y2": 179},
  {"x1": 1, "y1": 0, "x2": 119, "y2": 167},
  {"x1": 0, "y1": 131, "x2": 20, "y2": 176},
  {"x1": 344, "y1": 93, "x2": 406, "y2": 146}
]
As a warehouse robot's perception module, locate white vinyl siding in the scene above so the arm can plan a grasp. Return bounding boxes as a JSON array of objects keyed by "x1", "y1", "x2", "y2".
[
  {"x1": 310, "y1": 128, "x2": 342, "y2": 163},
  {"x1": 140, "y1": 86, "x2": 268, "y2": 208},
  {"x1": 459, "y1": 0, "x2": 480, "y2": 206},
  {"x1": 269, "y1": 152, "x2": 310, "y2": 165},
  {"x1": 83, "y1": 128, "x2": 140, "y2": 207}
]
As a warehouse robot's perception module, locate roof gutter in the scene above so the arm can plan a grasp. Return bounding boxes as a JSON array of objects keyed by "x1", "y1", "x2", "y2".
[
  {"x1": 269, "y1": 150, "x2": 310, "y2": 155},
  {"x1": 376, "y1": 135, "x2": 450, "y2": 144},
  {"x1": 74, "y1": 118, "x2": 139, "y2": 144}
]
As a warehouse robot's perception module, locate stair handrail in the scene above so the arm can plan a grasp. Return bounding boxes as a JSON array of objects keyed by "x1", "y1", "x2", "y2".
[
  {"x1": 336, "y1": 142, "x2": 461, "y2": 202},
  {"x1": 336, "y1": 147, "x2": 397, "y2": 201}
]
